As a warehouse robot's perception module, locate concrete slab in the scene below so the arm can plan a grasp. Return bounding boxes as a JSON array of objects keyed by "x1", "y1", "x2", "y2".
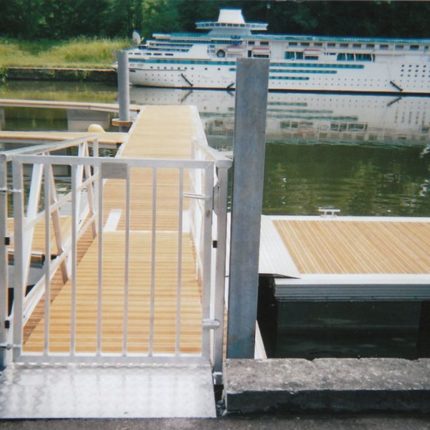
[{"x1": 224, "y1": 358, "x2": 430, "y2": 414}]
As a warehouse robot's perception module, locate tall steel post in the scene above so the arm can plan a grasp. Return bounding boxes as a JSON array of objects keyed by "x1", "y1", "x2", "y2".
[
  {"x1": 117, "y1": 50, "x2": 130, "y2": 131},
  {"x1": 227, "y1": 58, "x2": 269, "y2": 358}
]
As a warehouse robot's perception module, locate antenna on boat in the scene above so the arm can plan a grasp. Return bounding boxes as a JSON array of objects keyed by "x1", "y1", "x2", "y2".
[{"x1": 132, "y1": 30, "x2": 141, "y2": 46}]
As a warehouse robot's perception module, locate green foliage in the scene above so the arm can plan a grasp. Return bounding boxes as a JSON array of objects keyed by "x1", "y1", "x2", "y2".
[
  {"x1": 0, "y1": 38, "x2": 129, "y2": 67},
  {"x1": 0, "y1": 1, "x2": 429, "y2": 41}
]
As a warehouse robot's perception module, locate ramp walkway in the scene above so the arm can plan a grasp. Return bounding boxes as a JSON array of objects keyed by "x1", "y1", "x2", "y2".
[{"x1": 0, "y1": 105, "x2": 231, "y2": 418}]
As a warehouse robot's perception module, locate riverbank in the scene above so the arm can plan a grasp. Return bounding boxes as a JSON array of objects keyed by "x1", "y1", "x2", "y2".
[{"x1": 2, "y1": 67, "x2": 116, "y2": 83}]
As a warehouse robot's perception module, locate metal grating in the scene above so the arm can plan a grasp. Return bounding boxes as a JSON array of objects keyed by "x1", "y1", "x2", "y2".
[{"x1": 0, "y1": 362, "x2": 216, "y2": 418}]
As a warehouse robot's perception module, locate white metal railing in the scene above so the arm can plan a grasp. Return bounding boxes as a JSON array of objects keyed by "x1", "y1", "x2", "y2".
[
  {"x1": 0, "y1": 136, "x2": 99, "y2": 367},
  {"x1": 2, "y1": 145, "x2": 231, "y2": 373}
]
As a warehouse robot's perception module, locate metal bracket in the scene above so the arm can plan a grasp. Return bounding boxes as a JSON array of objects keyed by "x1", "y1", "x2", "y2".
[
  {"x1": 0, "y1": 343, "x2": 19, "y2": 350},
  {"x1": 183, "y1": 192, "x2": 211, "y2": 201},
  {"x1": 202, "y1": 318, "x2": 220, "y2": 330}
]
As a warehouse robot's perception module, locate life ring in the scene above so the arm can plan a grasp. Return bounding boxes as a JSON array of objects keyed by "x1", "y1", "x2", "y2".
[{"x1": 216, "y1": 49, "x2": 226, "y2": 58}]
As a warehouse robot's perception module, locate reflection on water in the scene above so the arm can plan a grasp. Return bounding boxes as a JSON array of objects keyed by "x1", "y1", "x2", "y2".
[
  {"x1": 131, "y1": 87, "x2": 430, "y2": 217},
  {"x1": 2, "y1": 83, "x2": 430, "y2": 216},
  {"x1": 0, "y1": 106, "x2": 116, "y2": 133}
]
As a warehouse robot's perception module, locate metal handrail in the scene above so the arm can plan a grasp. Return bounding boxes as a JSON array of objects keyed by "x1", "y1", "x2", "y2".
[{"x1": 0, "y1": 135, "x2": 99, "y2": 161}]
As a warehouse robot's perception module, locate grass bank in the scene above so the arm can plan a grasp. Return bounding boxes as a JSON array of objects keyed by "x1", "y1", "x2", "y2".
[{"x1": 0, "y1": 38, "x2": 130, "y2": 68}]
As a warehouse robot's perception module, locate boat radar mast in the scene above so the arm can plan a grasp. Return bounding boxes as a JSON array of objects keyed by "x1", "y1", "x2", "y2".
[{"x1": 196, "y1": 9, "x2": 267, "y2": 36}]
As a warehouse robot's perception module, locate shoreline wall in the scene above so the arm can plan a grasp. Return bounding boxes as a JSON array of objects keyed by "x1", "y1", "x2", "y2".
[{"x1": 1, "y1": 67, "x2": 117, "y2": 83}]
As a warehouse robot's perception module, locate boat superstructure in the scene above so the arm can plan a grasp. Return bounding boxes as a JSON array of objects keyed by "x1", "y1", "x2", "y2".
[{"x1": 128, "y1": 9, "x2": 430, "y2": 94}]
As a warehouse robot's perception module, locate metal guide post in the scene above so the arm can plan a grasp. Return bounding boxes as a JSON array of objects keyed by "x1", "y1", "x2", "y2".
[{"x1": 227, "y1": 58, "x2": 270, "y2": 358}]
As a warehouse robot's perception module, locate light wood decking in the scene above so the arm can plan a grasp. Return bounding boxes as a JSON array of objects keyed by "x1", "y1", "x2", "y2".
[
  {"x1": 24, "y1": 106, "x2": 203, "y2": 355},
  {"x1": 275, "y1": 218, "x2": 430, "y2": 274}
]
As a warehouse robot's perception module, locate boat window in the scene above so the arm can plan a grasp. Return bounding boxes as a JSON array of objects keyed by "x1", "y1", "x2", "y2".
[
  {"x1": 285, "y1": 52, "x2": 295, "y2": 59},
  {"x1": 327, "y1": 43, "x2": 336, "y2": 47},
  {"x1": 347, "y1": 53, "x2": 354, "y2": 61},
  {"x1": 248, "y1": 41, "x2": 255, "y2": 45},
  {"x1": 260, "y1": 41, "x2": 269, "y2": 46},
  {"x1": 366, "y1": 44, "x2": 375, "y2": 48},
  {"x1": 356, "y1": 53, "x2": 372, "y2": 61},
  {"x1": 340, "y1": 43, "x2": 349, "y2": 48},
  {"x1": 395, "y1": 45, "x2": 404, "y2": 50},
  {"x1": 304, "y1": 55, "x2": 319, "y2": 60},
  {"x1": 353, "y1": 43, "x2": 361, "y2": 48},
  {"x1": 300, "y1": 42, "x2": 310, "y2": 47},
  {"x1": 380, "y1": 44, "x2": 389, "y2": 49},
  {"x1": 410, "y1": 45, "x2": 420, "y2": 50},
  {"x1": 289, "y1": 42, "x2": 298, "y2": 46},
  {"x1": 296, "y1": 52, "x2": 303, "y2": 60},
  {"x1": 337, "y1": 53, "x2": 346, "y2": 61},
  {"x1": 314, "y1": 42, "x2": 323, "y2": 47}
]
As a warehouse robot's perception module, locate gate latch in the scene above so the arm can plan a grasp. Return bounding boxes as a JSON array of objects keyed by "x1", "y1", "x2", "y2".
[{"x1": 202, "y1": 318, "x2": 220, "y2": 330}]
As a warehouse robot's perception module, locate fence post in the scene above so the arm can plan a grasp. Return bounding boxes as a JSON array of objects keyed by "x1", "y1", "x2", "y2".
[
  {"x1": 117, "y1": 50, "x2": 130, "y2": 132},
  {"x1": 0, "y1": 155, "x2": 9, "y2": 368},
  {"x1": 227, "y1": 58, "x2": 269, "y2": 358},
  {"x1": 213, "y1": 165, "x2": 230, "y2": 381}
]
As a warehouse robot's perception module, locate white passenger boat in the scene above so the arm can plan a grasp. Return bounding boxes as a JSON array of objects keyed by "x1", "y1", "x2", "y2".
[{"x1": 128, "y1": 9, "x2": 430, "y2": 94}]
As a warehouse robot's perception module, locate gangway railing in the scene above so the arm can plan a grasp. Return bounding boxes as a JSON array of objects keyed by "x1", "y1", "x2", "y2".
[{"x1": 1, "y1": 136, "x2": 232, "y2": 381}]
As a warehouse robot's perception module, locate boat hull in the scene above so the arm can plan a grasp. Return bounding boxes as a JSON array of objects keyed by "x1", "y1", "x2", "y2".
[{"x1": 129, "y1": 59, "x2": 430, "y2": 95}]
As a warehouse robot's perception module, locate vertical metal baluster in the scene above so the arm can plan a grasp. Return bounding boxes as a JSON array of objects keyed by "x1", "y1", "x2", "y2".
[
  {"x1": 122, "y1": 171, "x2": 130, "y2": 356},
  {"x1": 0, "y1": 155, "x2": 9, "y2": 368},
  {"x1": 43, "y1": 163, "x2": 51, "y2": 355},
  {"x1": 12, "y1": 161, "x2": 24, "y2": 360},
  {"x1": 201, "y1": 165, "x2": 214, "y2": 360},
  {"x1": 175, "y1": 168, "x2": 184, "y2": 356},
  {"x1": 149, "y1": 168, "x2": 157, "y2": 356},
  {"x1": 97, "y1": 164, "x2": 103, "y2": 356},
  {"x1": 70, "y1": 165, "x2": 77, "y2": 355},
  {"x1": 213, "y1": 166, "x2": 229, "y2": 379}
]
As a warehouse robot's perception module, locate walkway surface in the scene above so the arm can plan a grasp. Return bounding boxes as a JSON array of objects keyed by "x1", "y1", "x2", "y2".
[{"x1": 1, "y1": 105, "x2": 216, "y2": 419}]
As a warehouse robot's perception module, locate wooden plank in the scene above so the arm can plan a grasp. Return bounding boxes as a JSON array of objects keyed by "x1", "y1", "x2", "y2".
[
  {"x1": 24, "y1": 231, "x2": 202, "y2": 354},
  {"x1": 275, "y1": 219, "x2": 430, "y2": 275},
  {"x1": 7, "y1": 216, "x2": 71, "y2": 255}
]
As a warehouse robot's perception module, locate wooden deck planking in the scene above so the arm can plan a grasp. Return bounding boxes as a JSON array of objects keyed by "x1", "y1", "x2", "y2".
[
  {"x1": 24, "y1": 232, "x2": 201, "y2": 354},
  {"x1": 275, "y1": 219, "x2": 430, "y2": 274},
  {"x1": 24, "y1": 105, "x2": 203, "y2": 355},
  {"x1": 7, "y1": 216, "x2": 71, "y2": 255}
]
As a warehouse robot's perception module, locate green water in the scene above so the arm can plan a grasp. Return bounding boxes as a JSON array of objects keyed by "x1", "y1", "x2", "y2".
[
  {"x1": 2, "y1": 82, "x2": 430, "y2": 217},
  {"x1": 264, "y1": 143, "x2": 430, "y2": 216}
]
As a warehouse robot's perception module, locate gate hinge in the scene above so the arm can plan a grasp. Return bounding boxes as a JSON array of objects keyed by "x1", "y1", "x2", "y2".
[
  {"x1": 202, "y1": 318, "x2": 220, "y2": 330},
  {"x1": 213, "y1": 182, "x2": 220, "y2": 215}
]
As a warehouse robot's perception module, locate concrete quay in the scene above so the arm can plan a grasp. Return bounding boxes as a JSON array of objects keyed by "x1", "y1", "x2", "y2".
[{"x1": 224, "y1": 358, "x2": 430, "y2": 414}]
